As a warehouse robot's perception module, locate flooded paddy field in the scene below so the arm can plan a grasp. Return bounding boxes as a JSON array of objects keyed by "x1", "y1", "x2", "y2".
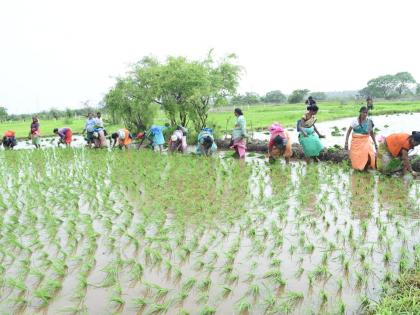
[{"x1": 0, "y1": 149, "x2": 419, "y2": 315}]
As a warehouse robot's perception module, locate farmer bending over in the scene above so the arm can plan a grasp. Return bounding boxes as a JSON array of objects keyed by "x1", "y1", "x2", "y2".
[
  {"x1": 377, "y1": 131, "x2": 420, "y2": 177},
  {"x1": 268, "y1": 123, "x2": 292, "y2": 164},
  {"x1": 54, "y1": 128, "x2": 73, "y2": 147},
  {"x1": 2, "y1": 130, "x2": 17, "y2": 150},
  {"x1": 196, "y1": 128, "x2": 217, "y2": 156},
  {"x1": 111, "y1": 128, "x2": 132, "y2": 150},
  {"x1": 169, "y1": 125, "x2": 188, "y2": 153}
]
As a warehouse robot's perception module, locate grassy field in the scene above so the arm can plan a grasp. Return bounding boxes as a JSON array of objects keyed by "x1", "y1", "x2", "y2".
[
  {"x1": 206, "y1": 100, "x2": 420, "y2": 132},
  {"x1": 2, "y1": 100, "x2": 420, "y2": 138}
]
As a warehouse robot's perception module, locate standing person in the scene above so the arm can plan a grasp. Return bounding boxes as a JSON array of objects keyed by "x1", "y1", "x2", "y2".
[
  {"x1": 298, "y1": 105, "x2": 325, "y2": 163},
  {"x1": 305, "y1": 96, "x2": 316, "y2": 107},
  {"x1": 267, "y1": 123, "x2": 292, "y2": 164},
  {"x1": 111, "y1": 128, "x2": 132, "y2": 150},
  {"x1": 377, "y1": 131, "x2": 420, "y2": 176},
  {"x1": 54, "y1": 128, "x2": 73, "y2": 147},
  {"x1": 29, "y1": 116, "x2": 41, "y2": 149},
  {"x1": 231, "y1": 108, "x2": 247, "y2": 159},
  {"x1": 93, "y1": 112, "x2": 107, "y2": 148},
  {"x1": 146, "y1": 125, "x2": 166, "y2": 153},
  {"x1": 2, "y1": 130, "x2": 17, "y2": 150},
  {"x1": 366, "y1": 96, "x2": 374, "y2": 110},
  {"x1": 196, "y1": 128, "x2": 217, "y2": 156},
  {"x1": 169, "y1": 126, "x2": 188, "y2": 153},
  {"x1": 344, "y1": 106, "x2": 378, "y2": 171},
  {"x1": 82, "y1": 113, "x2": 96, "y2": 148}
]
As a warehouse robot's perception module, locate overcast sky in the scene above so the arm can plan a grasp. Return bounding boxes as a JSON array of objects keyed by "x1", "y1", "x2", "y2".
[{"x1": 1, "y1": 0, "x2": 419, "y2": 114}]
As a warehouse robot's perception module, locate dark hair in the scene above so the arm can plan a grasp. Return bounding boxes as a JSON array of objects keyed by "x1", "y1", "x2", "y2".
[
  {"x1": 307, "y1": 105, "x2": 319, "y2": 112},
  {"x1": 234, "y1": 108, "x2": 243, "y2": 116},
  {"x1": 308, "y1": 96, "x2": 313, "y2": 100},
  {"x1": 412, "y1": 131, "x2": 420, "y2": 143},
  {"x1": 53, "y1": 128, "x2": 58, "y2": 133},
  {"x1": 273, "y1": 135, "x2": 285, "y2": 149},
  {"x1": 97, "y1": 112, "x2": 101, "y2": 116},
  {"x1": 359, "y1": 106, "x2": 368, "y2": 113},
  {"x1": 202, "y1": 136, "x2": 213, "y2": 148},
  {"x1": 111, "y1": 133, "x2": 118, "y2": 139}
]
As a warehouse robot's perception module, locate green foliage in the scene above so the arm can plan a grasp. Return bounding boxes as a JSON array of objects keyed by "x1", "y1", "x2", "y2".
[
  {"x1": 288, "y1": 89, "x2": 309, "y2": 103},
  {"x1": 263, "y1": 90, "x2": 286, "y2": 103},
  {"x1": 360, "y1": 71, "x2": 417, "y2": 98}
]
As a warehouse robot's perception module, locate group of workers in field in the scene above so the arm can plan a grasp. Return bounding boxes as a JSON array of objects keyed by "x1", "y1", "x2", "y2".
[{"x1": 1, "y1": 99, "x2": 419, "y2": 176}]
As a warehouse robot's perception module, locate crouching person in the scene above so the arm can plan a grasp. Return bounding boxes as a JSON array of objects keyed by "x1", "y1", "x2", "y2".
[
  {"x1": 111, "y1": 128, "x2": 132, "y2": 150},
  {"x1": 196, "y1": 128, "x2": 217, "y2": 156},
  {"x1": 54, "y1": 128, "x2": 72, "y2": 147},
  {"x1": 2, "y1": 130, "x2": 17, "y2": 150},
  {"x1": 268, "y1": 123, "x2": 292, "y2": 164},
  {"x1": 169, "y1": 126, "x2": 188, "y2": 153}
]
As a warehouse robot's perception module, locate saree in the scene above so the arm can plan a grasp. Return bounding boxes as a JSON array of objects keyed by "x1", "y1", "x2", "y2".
[
  {"x1": 349, "y1": 134, "x2": 376, "y2": 170},
  {"x1": 299, "y1": 127, "x2": 323, "y2": 157}
]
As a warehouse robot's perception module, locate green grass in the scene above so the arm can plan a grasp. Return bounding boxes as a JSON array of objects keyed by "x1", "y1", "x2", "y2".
[
  {"x1": 2, "y1": 100, "x2": 420, "y2": 138},
  {"x1": 205, "y1": 100, "x2": 420, "y2": 131},
  {"x1": 367, "y1": 269, "x2": 420, "y2": 314}
]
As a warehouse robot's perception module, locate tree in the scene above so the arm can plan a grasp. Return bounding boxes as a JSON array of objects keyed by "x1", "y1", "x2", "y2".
[
  {"x1": 416, "y1": 84, "x2": 420, "y2": 95},
  {"x1": 288, "y1": 89, "x2": 309, "y2": 104},
  {"x1": 0, "y1": 107, "x2": 8, "y2": 122},
  {"x1": 263, "y1": 90, "x2": 286, "y2": 103},
  {"x1": 105, "y1": 78, "x2": 158, "y2": 132},
  {"x1": 394, "y1": 72, "x2": 416, "y2": 95}
]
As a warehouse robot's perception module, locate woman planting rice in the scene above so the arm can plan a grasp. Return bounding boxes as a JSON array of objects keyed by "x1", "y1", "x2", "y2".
[
  {"x1": 169, "y1": 125, "x2": 188, "y2": 153},
  {"x1": 377, "y1": 131, "x2": 420, "y2": 177},
  {"x1": 54, "y1": 127, "x2": 72, "y2": 147},
  {"x1": 111, "y1": 128, "x2": 132, "y2": 149},
  {"x1": 197, "y1": 128, "x2": 217, "y2": 156},
  {"x1": 93, "y1": 112, "x2": 107, "y2": 148},
  {"x1": 344, "y1": 106, "x2": 378, "y2": 171},
  {"x1": 2, "y1": 130, "x2": 17, "y2": 149},
  {"x1": 267, "y1": 123, "x2": 292, "y2": 164},
  {"x1": 82, "y1": 113, "x2": 96, "y2": 148},
  {"x1": 298, "y1": 105, "x2": 325, "y2": 162},
  {"x1": 29, "y1": 116, "x2": 41, "y2": 149},
  {"x1": 231, "y1": 108, "x2": 247, "y2": 159},
  {"x1": 146, "y1": 125, "x2": 166, "y2": 153}
]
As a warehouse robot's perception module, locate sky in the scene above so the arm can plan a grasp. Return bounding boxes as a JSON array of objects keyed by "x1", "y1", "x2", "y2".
[{"x1": 0, "y1": 0, "x2": 419, "y2": 114}]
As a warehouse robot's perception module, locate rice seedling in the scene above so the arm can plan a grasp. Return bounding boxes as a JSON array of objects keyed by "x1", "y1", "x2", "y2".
[
  {"x1": 236, "y1": 299, "x2": 252, "y2": 314},
  {"x1": 198, "y1": 305, "x2": 216, "y2": 315}
]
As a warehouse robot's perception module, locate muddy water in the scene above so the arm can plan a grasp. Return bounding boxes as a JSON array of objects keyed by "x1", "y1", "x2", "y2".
[
  {"x1": 0, "y1": 150, "x2": 419, "y2": 315},
  {"x1": 251, "y1": 113, "x2": 420, "y2": 155}
]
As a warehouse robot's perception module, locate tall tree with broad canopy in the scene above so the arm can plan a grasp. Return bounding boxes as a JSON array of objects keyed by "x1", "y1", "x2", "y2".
[
  {"x1": 394, "y1": 72, "x2": 416, "y2": 95},
  {"x1": 104, "y1": 57, "x2": 160, "y2": 132}
]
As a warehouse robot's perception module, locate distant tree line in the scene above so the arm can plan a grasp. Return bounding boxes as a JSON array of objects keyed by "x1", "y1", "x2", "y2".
[
  {"x1": 230, "y1": 89, "x2": 327, "y2": 105},
  {"x1": 0, "y1": 104, "x2": 99, "y2": 122}
]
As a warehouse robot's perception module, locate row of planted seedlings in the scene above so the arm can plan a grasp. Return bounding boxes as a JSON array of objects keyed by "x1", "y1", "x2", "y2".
[{"x1": 0, "y1": 148, "x2": 419, "y2": 314}]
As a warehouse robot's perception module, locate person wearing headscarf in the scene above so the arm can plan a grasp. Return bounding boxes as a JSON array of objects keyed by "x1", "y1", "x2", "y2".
[
  {"x1": 169, "y1": 125, "x2": 188, "y2": 153},
  {"x1": 344, "y1": 106, "x2": 378, "y2": 171},
  {"x1": 377, "y1": 131, "x2": 420, "y2": 176},
  {"x1": 267, "y1": 123, "x2": 292, "y2": 164},
  {"x1": 2, "y1": 130, "x2": 17, "y2": 150}
]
